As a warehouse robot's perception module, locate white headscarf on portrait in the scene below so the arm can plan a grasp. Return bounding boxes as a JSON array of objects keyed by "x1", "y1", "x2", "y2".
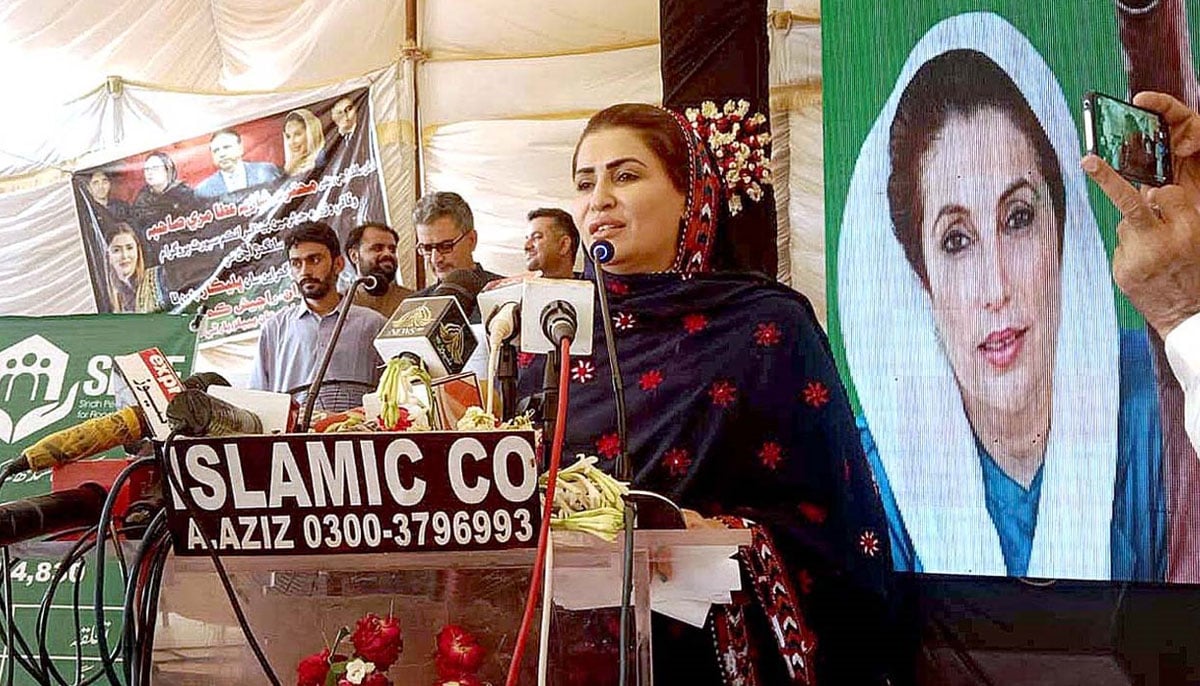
[{"x1": 838, "y1": 12, "x2": 1119, "y2": 579}]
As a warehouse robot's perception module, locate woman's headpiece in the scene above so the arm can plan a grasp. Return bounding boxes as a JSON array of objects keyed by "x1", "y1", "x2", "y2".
[{"x1": 668, "y1": 99, "x2": 772, "y2": 273}]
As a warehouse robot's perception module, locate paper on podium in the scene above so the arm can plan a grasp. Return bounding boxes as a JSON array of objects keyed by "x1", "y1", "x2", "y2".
[
  {"x1": 550, "y1": 545, "x2": 742, "y2": 629},
  {"x1": 650, "y1": 546, "x2": 741, "y2": 627}
]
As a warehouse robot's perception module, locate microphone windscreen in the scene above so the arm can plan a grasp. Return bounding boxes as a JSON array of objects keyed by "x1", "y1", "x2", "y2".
[
  {"x1": 591, "y1": 240, "x2": 615, "y2": 264},
  {"x1": 434, "y1": 269, "x2": 490, "y2": 314},
  {"x1": 183, "y1": 371, "x2": 231, "y2": 392},
  {"x1": 363, "y1": 272, "x2": 392, "y2": 297}
]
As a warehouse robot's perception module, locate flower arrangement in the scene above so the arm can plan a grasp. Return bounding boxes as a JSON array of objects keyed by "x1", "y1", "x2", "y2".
[
  {"x1": 297, "y1": 615, "x2": 492, "y2": 686},
  {"x1": 296, "y1": 613, "x2": 402, "y2": 686},
  {"x1": 683, "y1": 99, "x2": 772, "y2": 216}
]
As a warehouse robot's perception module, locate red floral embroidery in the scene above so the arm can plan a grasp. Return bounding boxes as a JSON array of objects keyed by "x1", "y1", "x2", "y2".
[
  {"x1": 570, "y1": 360, "x2": 596, "y2": 384},
  {"x1": 758, "y1": 441, "x2": 783, "y2": 470},
  {"x1": 638, "y1": 369, "x2": 664, "y2": 391},
  {"x1": 596, "y1": 433, "x2": 620, "y2": 460},
  {"x1": 606, "y1": 280, "x2": 629, "y2": 296},
  {"x1": 859, "y1": 530, "x2": 881, "y2": 558},
  {"x1": 708, "y1": 380, "x2": 737, "y2": 407},
  {"x1": 798, "y1": 502, "x2": 827, "y2": 524},
  {"x1": 663, "y1": 448, "x2": 692, "y2": 478},
  {"x1": 613, "y1": 312, "x2": 636, "y2": 331},
  {"x1": 682, "y1": 313, "x2": 708, "y2": 334},
  {"x1": 801, "y1": 380, "x2": 829, "y2": 408},
  {"x1": 516, "y1": 352, "x2": 535, "y2": 369},
  {"x1": 753, "y1": 322, "x2": 782, "y2": 346}
]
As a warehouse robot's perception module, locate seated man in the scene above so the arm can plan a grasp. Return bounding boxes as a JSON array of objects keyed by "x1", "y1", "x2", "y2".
[
  {"x1": 524, "y1": 207, "x2": 580, "y2": 279},
  {"x1": 345, "y1": 222, "x2": 413, "y2": 319},
  {"x1": 411, "y1": 191, "x2": 504, "y2": 321},
  {"x1": 250, "y1": 221, "x2": 385, "y2": 412}
]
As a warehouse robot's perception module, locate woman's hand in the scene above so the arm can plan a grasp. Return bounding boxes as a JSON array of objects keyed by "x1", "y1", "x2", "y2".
[{"x1": 654, "y1": 509, "x2": 728, "y2": 581}]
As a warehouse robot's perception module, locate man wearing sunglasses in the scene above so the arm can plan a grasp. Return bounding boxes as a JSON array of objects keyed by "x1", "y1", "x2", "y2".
[{"x1": 410, "y1": 191, "x2": 504, "y2": 319}]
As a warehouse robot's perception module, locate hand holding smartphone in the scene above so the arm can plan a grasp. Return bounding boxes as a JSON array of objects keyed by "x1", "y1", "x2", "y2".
[{"x1": 1083, "y1": 91, "x2": 1172, "y2": 187}]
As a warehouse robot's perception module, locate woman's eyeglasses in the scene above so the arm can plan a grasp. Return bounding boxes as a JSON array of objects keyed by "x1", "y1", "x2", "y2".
[{"x1": 415, "y1": 231, "x2": 470, "y2": 256}]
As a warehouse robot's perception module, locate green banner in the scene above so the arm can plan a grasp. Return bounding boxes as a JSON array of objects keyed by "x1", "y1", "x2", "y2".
[
  {"x1": 0, "y1": 314, "x2": 195, "y2": 502},
  {"x1": 823, "y1": 2, "x2": 1200, "y2": 582}
]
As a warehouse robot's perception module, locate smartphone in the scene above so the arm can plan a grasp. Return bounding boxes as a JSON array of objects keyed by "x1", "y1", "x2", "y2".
[{"x1": 1083, "y1": 91, "x2": 1172, "y2": 187}]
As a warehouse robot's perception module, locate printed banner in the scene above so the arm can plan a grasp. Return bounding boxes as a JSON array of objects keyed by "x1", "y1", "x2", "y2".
[
  {"x1": 825, "y1": 2, "x2": 1200, "y2": 582},
  {"x1": 72, "y1": 88, "x2": 388, "y2": 345},
  {"x1": 163, "y1": 431, "x2": 540, "y2": 556},
  {"x1": 0, "y1": 314, "x2": 195, "y2": 503}
]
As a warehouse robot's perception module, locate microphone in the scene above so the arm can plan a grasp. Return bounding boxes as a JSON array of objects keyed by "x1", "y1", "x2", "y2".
[
  {"x1": 374, "y1": 270, "x2": 488, "y2": 378},
  {"x1": 361, "y1": 271, "x2": 391, "y2": 297},
  {"x1": 188, "y1": 305, "x2": 210, "y2": 333},
  {"x1": 434, "y1": 268, "x2": 491, "y2": 321},
  {"x1": 541, "y1": 300, "x2": 579, "y2": 346},
  {"x1": 0, "y1": 484, "x2": 108, "y2": 546},
  {"x1": 591, "y1": 239, "x2": 615, "y2": 264},
  {"x1": 300, "y1": 273, "x2": 388, "y2": 430},
  {"x1": 165, "y1": 389, "x2": 264, "y2": 437},
  {"x1": 2, "y1": 371, "x2": 221, "y2": 478}
]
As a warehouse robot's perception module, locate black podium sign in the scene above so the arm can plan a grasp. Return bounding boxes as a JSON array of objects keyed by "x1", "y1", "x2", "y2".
[{"x1": 161, "y1": 431, "x2": 539, "y2": 556}]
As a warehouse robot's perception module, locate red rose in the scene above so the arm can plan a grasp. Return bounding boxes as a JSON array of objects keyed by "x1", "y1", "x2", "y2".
[
  {"x1": 435, "y1": 625, "x2": 485, "y2": 675},
  {"x1": 351, "y1": 613, "x2": 403, "y2": 670},
  {"x1": 296, "y1": 648, "x2": 332, "y2": 686}
]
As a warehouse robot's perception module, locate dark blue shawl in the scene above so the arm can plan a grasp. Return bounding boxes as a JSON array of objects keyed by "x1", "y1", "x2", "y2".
[{"x1": 517, "y1": 269, "x2": 894, "y2": 684}]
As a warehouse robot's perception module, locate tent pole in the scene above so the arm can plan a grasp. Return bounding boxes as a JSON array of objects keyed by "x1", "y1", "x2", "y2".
[{"x1": 406, "y1": 0, "x2": 427, "y2": 289}]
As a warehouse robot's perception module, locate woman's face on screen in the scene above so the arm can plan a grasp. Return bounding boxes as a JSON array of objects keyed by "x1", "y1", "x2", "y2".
[
  {"x1": 285, "y1": 119, "x2": 309, "y2": 157},
  {"x1": 919, "y1": 108, "x2": 1061, "y2": 417}
]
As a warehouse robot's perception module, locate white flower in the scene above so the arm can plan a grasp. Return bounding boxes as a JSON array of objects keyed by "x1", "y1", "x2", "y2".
[
  {"x1": 344, "y1": 658, "x2": 376, "y2": 684},
  {"x1": 685, "y1": 107, "x2": 700, "y2": 122},
  {"x1": 701, "y1": 101, "x2": 719, "y2": 118},
  {"x1": 728, "y1": 195, "x2": 743, "y2": 216}
]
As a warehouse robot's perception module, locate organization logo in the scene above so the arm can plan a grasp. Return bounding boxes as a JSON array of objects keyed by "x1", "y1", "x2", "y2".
[{"x1": 0, "y1": 335, "x2": 80, "y2": 444}]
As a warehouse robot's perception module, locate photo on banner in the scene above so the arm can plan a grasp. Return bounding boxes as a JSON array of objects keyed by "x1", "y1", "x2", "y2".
[
  {"x1": 825, "y1": 2, "x2": 1200, "y2": 582},
  {"x1": 71, "y1": 88, "x2": 388, "y2": 346}
]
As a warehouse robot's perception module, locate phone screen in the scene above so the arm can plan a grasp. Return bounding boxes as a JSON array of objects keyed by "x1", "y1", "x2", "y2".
[{"x1": 1083, "y1": 91, "x2": 1172, "y2": 187}]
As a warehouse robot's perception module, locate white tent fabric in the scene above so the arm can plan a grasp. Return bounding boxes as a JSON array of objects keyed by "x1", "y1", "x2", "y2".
[{"x1": 0, "y1": 0, "x2": 826, "y2": 376}]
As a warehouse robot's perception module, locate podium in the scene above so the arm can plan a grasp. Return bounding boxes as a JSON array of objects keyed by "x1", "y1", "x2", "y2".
[{"x1": 150, "y1": 529, "x2": 749, "y2": 685}]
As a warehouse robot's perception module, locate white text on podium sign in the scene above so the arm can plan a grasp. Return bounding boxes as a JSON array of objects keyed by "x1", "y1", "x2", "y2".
[{"x1": 162, "y1": 431, "x2": 540, "y2": 556}]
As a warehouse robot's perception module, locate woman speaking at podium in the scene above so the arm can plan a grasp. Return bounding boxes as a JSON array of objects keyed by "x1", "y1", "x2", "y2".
[{"x1": 517, "y1": 103, "x2": 893, "y2": 685}]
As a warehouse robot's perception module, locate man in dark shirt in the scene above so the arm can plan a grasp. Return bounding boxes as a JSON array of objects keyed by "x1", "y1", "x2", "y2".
[
  {"x1": 411, "y1": 191, "x2": 504, "y2": 298},
  {"x1": 524, "y1": 207, "x2": 580, "y2": 279}
]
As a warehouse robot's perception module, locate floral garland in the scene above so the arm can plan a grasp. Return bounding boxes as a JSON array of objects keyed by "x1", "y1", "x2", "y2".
[
  {"x1": 683, "y1": 99, "x2": 772, "y2": 217},
  {"x1": 296, "y1": 615, "x2": 488, "y2": 686}
]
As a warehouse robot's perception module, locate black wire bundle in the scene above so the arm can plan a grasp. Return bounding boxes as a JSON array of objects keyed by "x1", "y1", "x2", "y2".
[{"x1": 0, "y1": 430, "x2": 284, "y2": 685}]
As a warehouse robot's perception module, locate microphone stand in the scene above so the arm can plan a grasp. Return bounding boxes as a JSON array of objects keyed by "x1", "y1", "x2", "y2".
[
  {"x1": 300, "y1": 274, "x2": 381, "y2": 432},
  {"x1": 586, "y1": 243, "x2": 637, "y2": 686}
]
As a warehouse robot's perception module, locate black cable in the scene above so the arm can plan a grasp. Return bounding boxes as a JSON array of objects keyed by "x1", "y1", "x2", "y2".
[
  {"x1": 121, "y1": 511, "x2": 167, "y2": 684},
  {"x1": 135, "y1": 540, "x2": 170, "y2": 686},
  {"x1": 0, "y1": 553, "x2": 50, "y2": 684},
  {"x1": 0, "y1": 471, "x2": 51, "y2": 685},
  {"x1": 158, "y1": 431, "x2": 283, "y2": 686},
  {"x1": 92, "y1": 456, "x2": 156, "y2": 686},
  {"x1": 37, "y1": 527, "x2": 98, "y2": 686},
  {"x1": 3, "y1": 548, "x2": 16, "y2": 686},
  {"x1": 585, "y1": 244, "x2": 636, "y2": 686}
]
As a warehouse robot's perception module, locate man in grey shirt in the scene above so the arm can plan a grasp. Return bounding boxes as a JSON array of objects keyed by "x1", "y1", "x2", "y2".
[{"x1": 250, "y1": 221, "x2": 385, "y2": 412}]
